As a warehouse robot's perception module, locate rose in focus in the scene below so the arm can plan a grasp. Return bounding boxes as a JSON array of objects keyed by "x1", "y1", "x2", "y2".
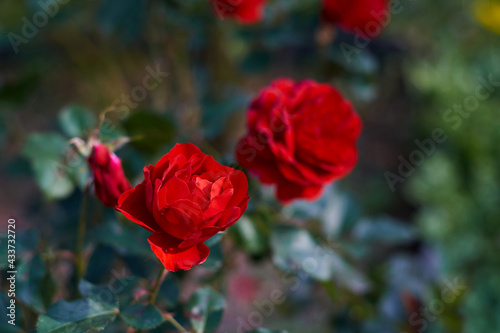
[
  {"x1": 321, "y1": 0, "x2": 388, "y2": 37},
  {"x1": 210, "y1": 0, "x2": 268, "y2": 24},
  {"x1": 236, "y1": 79, "x2": 362, "y2": 203},
  {"x1": 88, "y1": 143, "x2": 131, "y2": 208},
  {"x1": 117, "y1": 143, "x2": 249, "y2": 271}
]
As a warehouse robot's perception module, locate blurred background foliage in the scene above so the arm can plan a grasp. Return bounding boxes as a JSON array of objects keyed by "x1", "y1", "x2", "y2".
[{"x1": 1, "y1": 0, "x2": 500, "y2": 332}]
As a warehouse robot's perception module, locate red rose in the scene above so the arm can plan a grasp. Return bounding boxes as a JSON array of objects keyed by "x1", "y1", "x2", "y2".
[
  {"x1": 210, "y1": 0, "x2": 268, "y2": 24},
  {"x1": 236, "y1": 79, "x2": 361, "y2": 204},
  {"x1": 117, "y1": 143, "x2": 249, "y2": 272},
  {"x1": 88, "y1": 143, "x2": 131, "y2": 208},
  {"x1": 321, "y1": 0, "x2": 389, "y2": 38}
]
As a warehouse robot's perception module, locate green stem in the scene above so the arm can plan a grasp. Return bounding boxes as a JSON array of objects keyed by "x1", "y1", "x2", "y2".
[
  {"x1": 146, "y1": 268, "x2": 189, "y2": 332},
  {"x1": 75, "y1": 183, "x2": 91, "y2": 281},
  {"x1": 164, "y1": 315, "x2": 189, "y2": 332},
  {"x1": 149, "y1": 268, "x2": 167, "y2": 304}
]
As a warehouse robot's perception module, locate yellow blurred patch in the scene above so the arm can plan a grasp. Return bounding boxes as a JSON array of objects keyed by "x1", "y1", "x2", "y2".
[{"x1": 475, "y1": 0, "x2": 500, "y2": 34}]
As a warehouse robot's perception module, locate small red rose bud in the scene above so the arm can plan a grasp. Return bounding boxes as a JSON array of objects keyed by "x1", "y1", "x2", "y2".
[
  {"x1": 210, "y1": 0, "x2": 268, "y2": 24},
  {"x1": 88, "y1": 143, "x2": 131, "y2": 208}
]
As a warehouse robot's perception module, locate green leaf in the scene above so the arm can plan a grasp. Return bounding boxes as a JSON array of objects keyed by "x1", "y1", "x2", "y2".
[
  {"x1": 22, "y1": 133, "x2": 75, "y2": 200},
  {"x1": 120, "y1": 304, "x2": 164, "y2": 330},
  {"x1": 91, "y1": 219, "x2": 153, "y2": 258},
  {"x1": 0, "y1": 324, "x2": 22, "y2": 333},
  {"x1": 110, "y1": 276, "x2": 140, "y2": 306},
  {"x1": 17, "y1": 254, "x2": 47, "y2": 313},
  {"x1": 186, "y1": 287, "x2": 225, "y2": 333},
  {"x1": 37, "y1": 281, "x2": 119, "y2": 333},
  {"x1": 270, "y1": 226, "x2": 370, "y2": 293},
  {"x1": 231, "y1": 216, "x2": 267, "y2": 256},
  {"x1": 200, "y1": 233, "x2": 224, "y2": 271},
  {"x1": 157, "y1": 277, "x2": 180, "y2": 308},
  {"x1": 58, "y1": 106, "x2": 96, "y2": 138}
]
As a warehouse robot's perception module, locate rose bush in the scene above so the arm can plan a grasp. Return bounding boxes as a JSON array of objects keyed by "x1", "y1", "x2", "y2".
[
  {"x1": 88, "y1": 143, "x2": 131, "y2": 207},
  {"x1": 321, "y1": 0, "x2": 388, "y2": 37},
  {"x1": 117, "y1": 143, "x2": 249, "y2": 271},
  {"x1": 210, "y1": 0, "x2": 268, "y2": 24},
  {"x1": 236, "y1": 79, "x2": 362, "y2": 203}
]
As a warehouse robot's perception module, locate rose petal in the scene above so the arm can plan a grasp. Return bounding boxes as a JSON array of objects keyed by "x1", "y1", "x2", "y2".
[
  {"x1": 204, "y1": 188, "x2": 234, "y2": 219},
  {"x1": 178, "y1": 227, "x2": 220, "y2": 249},
  {"x1": 276, "y1": 182, "x2": 323, "y2": 205},
  {"x1": 162, "y1": 176, "x2": 190, "y2": 204},
  {"x1": 148, "y1": 233, "x2": 210, "y2": 272},
  {"x1": 226, "y1": 171, "x2": 249, "y2": 207},
  {"x1": 116, "y1": 184, "x2": 162, "y2": 233},
  {"x1": 153, "y1": 143, "x2": 202, "y2": 180}
]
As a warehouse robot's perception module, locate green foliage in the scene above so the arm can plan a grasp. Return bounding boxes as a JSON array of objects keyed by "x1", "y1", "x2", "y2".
[
  {"x1": 119, "y1": 304, "x2": 164, "y2": 330},
  {"x1": 91, "y1": 219, "x2": 153, "y2": 258},
  {"x1": 22, "y1": 133, "x2": 75, "y2": 199},
  {"x1": 157, "y1": 277, "x2": 180, "y2": 309},
  {"x1": 186, "y1": 287, "x2": 226, "y2": 333},
  {"x1": 3, "y1": 0, "x2": 499, "y2": 331},
  {"x1": 201, "y1": 233, "x2": 224, "y2": 271},
  {"x1": 37, "y1": 281, "x2": 119, "y2": 333},
  {"x1": 270, "y1": 225, "x2": 370, "y2": 293},
  {"x1": 17, "y1": 254, "x2": 55, "y2": 313},
  {"x1": 58, "y1": 106, "x2": 96, "y2": 138},
  {"x1": 406, "y1": 37, "x2": 500, "y2": 332},
  {"x1": 231, "y1": 215, "x2": 268, "y2": 256}
]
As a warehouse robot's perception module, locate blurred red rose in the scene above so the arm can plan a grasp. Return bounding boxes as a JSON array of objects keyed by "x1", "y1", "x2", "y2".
[
  {"x1": 88, "y1": 143, "x2": 131, "y2": 208},
  {"x1": 236, "y1": 79, "x2": 361, "y2": 204},
  {"x1": 117, "y1": 143, "x2": 249, "y2": 272},
  {"x1": 322, "y1": 0, "x2": 389, "y2": 38},
  {"x1": 210, "y1": 0, "x2": 267, "y2": 24}
]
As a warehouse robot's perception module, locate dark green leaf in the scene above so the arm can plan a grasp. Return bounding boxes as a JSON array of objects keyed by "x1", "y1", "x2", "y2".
[
  {"x1": 111, "y1": 276, "x2": 140, "y2": 306},
  {"x1": 22, "y1": 133, "x2": 74, "y2": 199},
  {"x1": 17, "y1": 254, "x2": 47, "y2": 313},
  {"x1": 91, "y1": 219, "x2": 153, "y2": 258},
  {"x1": 201, "y1": 233, "x2": 224, "y2": 271},
  {"x1": 120, "y1": 304, "x2": 164, "y2": 330},
  {"x1": 231, "y1": 216, "x2": 267, "y2": 256},
  {"x1": 186, "y1": 287, "x2": 225, "y2": 333},
  {"x1": 58, "y1": 106, "x2": 96, "y2": 138},
  {"x1": 36, "y1": 281, "x2": 119, "y2": 333},
  {"x1": 0, "y1": 324, "x2": 22, "y2": 333},
  {"x1": 157, "y1": 277, "x2": 180, "y2": 308}
]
